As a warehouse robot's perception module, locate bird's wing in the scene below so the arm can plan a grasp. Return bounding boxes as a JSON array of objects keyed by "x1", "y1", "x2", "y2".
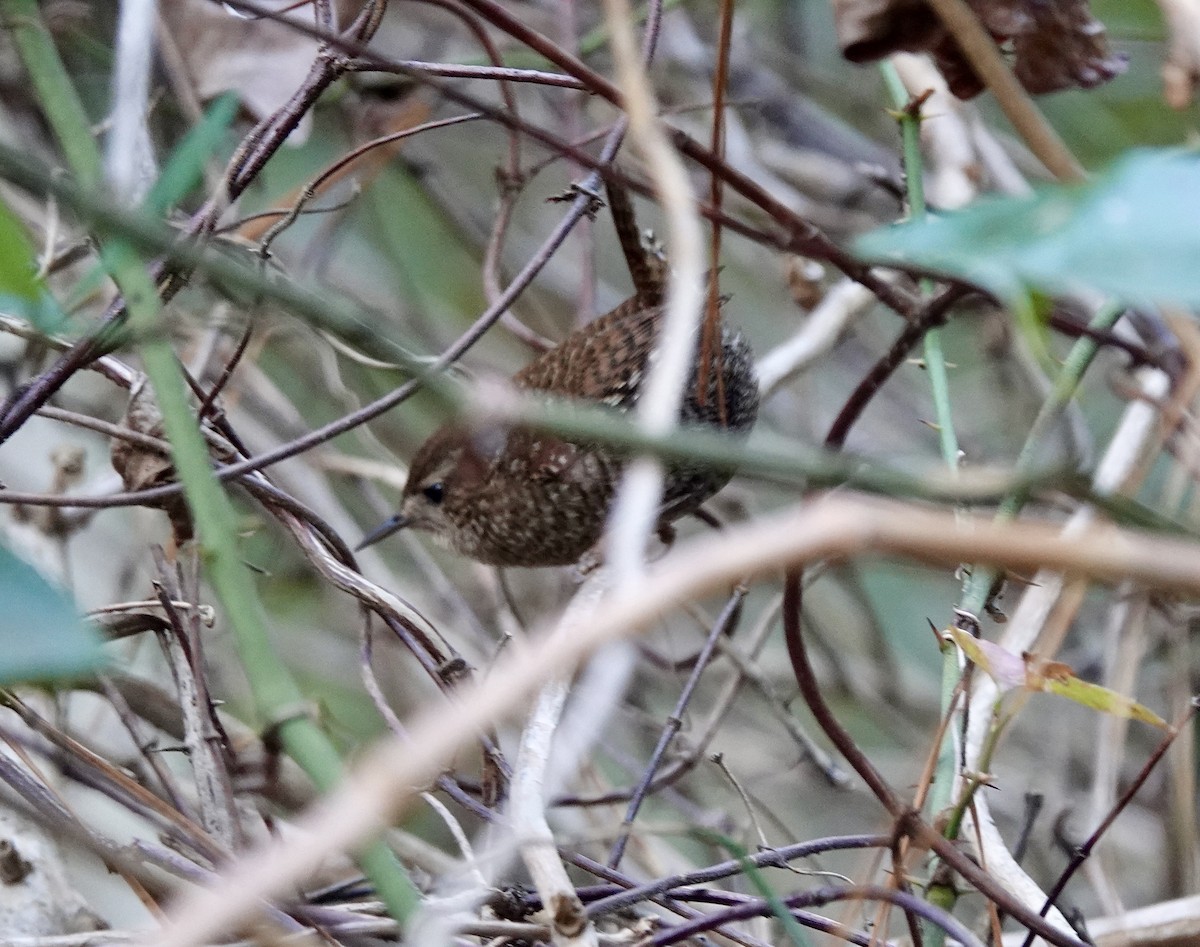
[{"x1": 512, "y1": 300, "x2": 660, "y2": 409}]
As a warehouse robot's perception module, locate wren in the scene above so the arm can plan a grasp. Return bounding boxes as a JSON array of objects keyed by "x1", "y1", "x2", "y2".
[{"x1": 358, "y1": 187, "x2": 759, "y2": 567}]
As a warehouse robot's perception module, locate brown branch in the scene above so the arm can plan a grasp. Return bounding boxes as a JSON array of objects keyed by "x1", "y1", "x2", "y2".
[
  {"x1": 826, "y1": 285, "x2": 973, "y2": 449},
  {"x1": 781, "y1": 568, "x2": 1088, "y2": 947},
  {"x1": 1018, "y1": 699, "x2": 1200, "y2": 947}
]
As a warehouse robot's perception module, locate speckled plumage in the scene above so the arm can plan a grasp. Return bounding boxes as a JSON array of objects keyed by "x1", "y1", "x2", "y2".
[{"x1": 389, "y1": 299, "x2": 759, "y2": 567}]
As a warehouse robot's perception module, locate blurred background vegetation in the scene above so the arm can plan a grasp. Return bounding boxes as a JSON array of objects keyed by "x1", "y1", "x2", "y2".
[{"x1": 0, "y1": 0, "x2": 1198, "y2": 943}]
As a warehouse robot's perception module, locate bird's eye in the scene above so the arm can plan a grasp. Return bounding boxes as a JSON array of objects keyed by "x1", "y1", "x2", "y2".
[{"x1": 421, "y1": 482, "x2": 445, "y2": 505}]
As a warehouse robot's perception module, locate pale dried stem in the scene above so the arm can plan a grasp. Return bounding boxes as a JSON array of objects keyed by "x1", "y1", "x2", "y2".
[
  {"x1": 1084, "y1": 587, "x2": 1146, "y2": 914},
  {"x1": 1165, "y1": 616, "x2": 1200, "y2": 891},
  {"x1": 889, "y1": 53, "x2": 977, "y2": 209},
  {"x1": 151, "y1": 485, "x2": 1200, "y2": 947},
  {"x1": 284, "y1": 511, "x2": 445, "y2": 651},
  {"x1": 514, "y1": 676, "x2": 595, "y2": 947},
  {"x1": 1000, "y1": 892, "x2": 1200, "y2": 947},
  {"x1": 421, "y1": 792, "x2": 486, "y2": 888},
  {"x1": 0, "y1": 719, "x2": 103, "y2": 935},
  {"x1": 413, "y1": 582, "x2": 627, "y2": 947},
  {"x1": 152, "y1": 551, "x2": 241, "y2": 851}
]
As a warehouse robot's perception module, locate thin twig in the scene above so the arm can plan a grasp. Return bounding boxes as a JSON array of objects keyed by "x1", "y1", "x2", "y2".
[
  {"x1": 607, "y1": 588, "x2": 746, "y2": 868},
  {"x1": 1018, "y1": 700, "x2": 1199, "y2": 947}
]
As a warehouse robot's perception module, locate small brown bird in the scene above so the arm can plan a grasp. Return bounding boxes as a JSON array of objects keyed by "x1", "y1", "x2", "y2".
[
  {"x1": 360, "y1": 181, "x2": 758, "y2": 566},
  {"x1": 357, "y1": 296, "x2": 759, "y2": 567}
]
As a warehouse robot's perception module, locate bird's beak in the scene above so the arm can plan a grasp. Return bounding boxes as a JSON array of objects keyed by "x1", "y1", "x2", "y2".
[{"x1": 355, "y1": 513, "x2": 411, "y2": 551}]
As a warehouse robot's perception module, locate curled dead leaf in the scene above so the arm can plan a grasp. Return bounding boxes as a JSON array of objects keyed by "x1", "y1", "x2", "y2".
[
  {"x1": 835, "y1": 0, "x2": 941, "y2": 64},
  {"x1": 111, "y1": 378, "x2": 193, "y2": 542},
  {"x1": 111, "y1": 379, "x2": 172, "y2": 492},
  {"x1": 785, "y1": 256, "x2": 827, "y2": 310}
]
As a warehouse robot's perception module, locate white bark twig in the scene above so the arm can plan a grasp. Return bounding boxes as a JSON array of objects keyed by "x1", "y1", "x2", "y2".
[
  {"x1": 1083, "y1": 587, "x2": 1144, "y2": 914},
  {"x1": 1001, "y1": 891, "x2": 1200, "y2": 946},
  {"x1": 757, "y1": 278, "x2": 875, "y2": 398},
  {"x1": 959, "y1": 367, "x2": 1170, "y2": 946},
  {"x1": 510, "y1": 574, "x2": 610, "y2": 947},
  {"x1": 151, "y1": 549, "x2": 242, "y2": 851},
  {"x1": 513, "y1": 677, "x2": 594, "y2": 947},
  {"x1": 599, "y1": 0, "x2": 706, "y2": 587},
  {"x1": 1157, "y1": 0, "x2": 1200, "y2": 108},
  {"x1": 107, "y1": 0, "x2": 159, "y2": 202}
]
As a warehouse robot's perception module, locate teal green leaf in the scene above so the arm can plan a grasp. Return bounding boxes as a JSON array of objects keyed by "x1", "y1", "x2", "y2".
[
  {"x1": 855, "y1": 149, "x2": 1200, "y2": 308},
  {"x1": 0, "y1": 544, "x2": 104, "y2": 684},
  {"x1": 144, "y1": 92, "x2": 239, "y2": 216}
]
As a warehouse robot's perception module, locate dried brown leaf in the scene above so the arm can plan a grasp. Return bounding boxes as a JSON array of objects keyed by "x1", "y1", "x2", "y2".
[
  {"x1": 834, "y1": 0, "x2": 1126, "y2": 99},
  {"x1": 159, "y1": 0, "x2": 351, "y2": 140},
  {"x1": 111, "y1": 379, "x2": 173, "y2": 494},
  {"x1": 110, "y1": 379, "x2": 193, "y2": 541}
]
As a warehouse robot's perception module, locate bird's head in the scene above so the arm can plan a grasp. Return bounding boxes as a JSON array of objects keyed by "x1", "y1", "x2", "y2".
[{"x1": 356, "y1": 426, "x2": 493, "y2": 553}]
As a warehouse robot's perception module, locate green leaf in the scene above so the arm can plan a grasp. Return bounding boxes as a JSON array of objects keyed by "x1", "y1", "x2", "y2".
[
  {"x1": 1042, "y1": 674, "x2": 1167, "y2": 729},
  {"x1": 0, "y1": 544, "x2": 104, "y2": 684},
  {"x1": 690, "y1": 828, "x2": 812, "y2": 947},
  {"x1": 0, "y1": 193, "x2": 66, "y2": 332},
  {"x1": 0, "y1": 197, "x2": 40, "y2": 302},
  {"x1": 143, "y1": 92, "x2": 239, "y2": 216},
  {"x1": 855, "y1": 148, "x2": 1200, "y2": 309}
]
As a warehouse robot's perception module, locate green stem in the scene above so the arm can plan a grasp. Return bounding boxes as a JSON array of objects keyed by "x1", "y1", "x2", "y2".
[
  {"x1": 936, "y1": 303, "x2": 1124, "y2": 942},
  {"x1": 6, "y1": 4, "x2": 102, "y2": 187},
  {"x1": 881, "y1": 64, "x2": 959, "y2": 470},
  {"x1": 882, "y1": 61, "x2": 964, "y2": 947},
  {"x1": 960, "y1": 300, "x2": 1126, "y2": 615},
  {"x1": 4, "y1": 0, "x2": 419, "y2": 922}
]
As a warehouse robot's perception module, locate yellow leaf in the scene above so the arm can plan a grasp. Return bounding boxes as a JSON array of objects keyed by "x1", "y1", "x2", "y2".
[
  {"x1": 1042, "y1": 677, "x2": 1168, "y2": 729},
  {"x1": 947, "y1": 628, "x2": 1167, "y2": 728}
]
